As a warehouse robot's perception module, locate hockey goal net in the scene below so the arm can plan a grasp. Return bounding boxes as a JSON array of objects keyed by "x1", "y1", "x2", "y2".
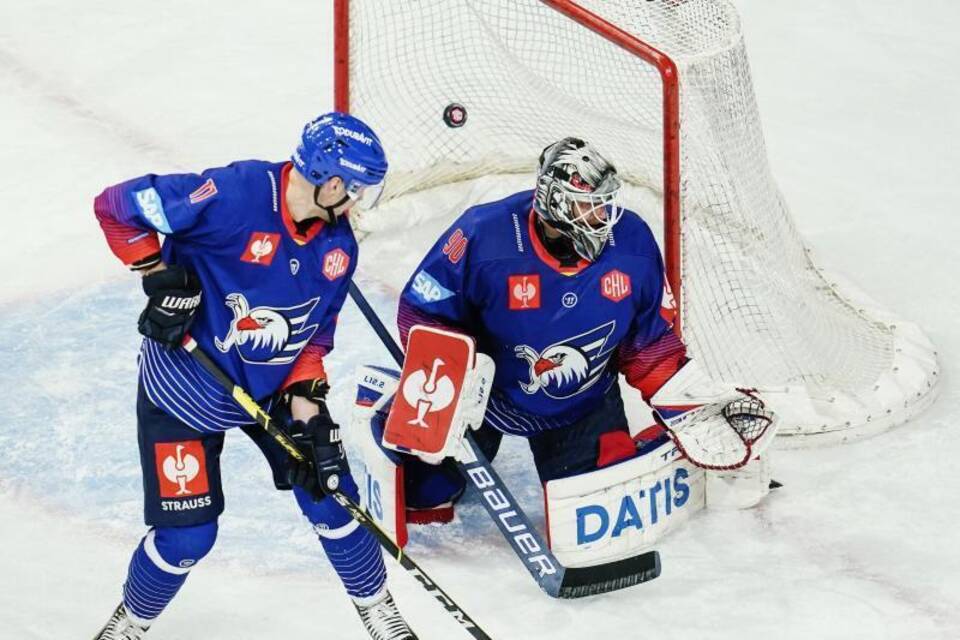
[{"x1": 335, "y1": 0, "x2": 939, "y2": 445}]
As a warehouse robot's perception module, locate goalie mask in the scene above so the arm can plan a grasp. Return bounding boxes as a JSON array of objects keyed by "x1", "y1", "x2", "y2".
[{"x1": 533, "y1": 137, "x2": 624, "y2": 262}]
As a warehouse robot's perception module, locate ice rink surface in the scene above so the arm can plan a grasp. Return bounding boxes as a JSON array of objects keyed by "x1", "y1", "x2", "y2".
[{"x1": 1, "y1": 1, "x2": 958, "y2": 638}]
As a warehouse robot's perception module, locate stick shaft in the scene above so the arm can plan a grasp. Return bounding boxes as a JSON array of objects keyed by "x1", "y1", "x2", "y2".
[{"x1": 181, "y1": 337, "x2": 492, "y2": 639}]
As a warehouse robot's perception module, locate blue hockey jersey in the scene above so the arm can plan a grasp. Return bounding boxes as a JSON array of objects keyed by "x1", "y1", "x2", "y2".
[
  {"x1": 95, "y1": 161, "x2": 357, "y2": 433},
  {"x1": 397, "y1": 190, "x2": 686, "y2": 436}
]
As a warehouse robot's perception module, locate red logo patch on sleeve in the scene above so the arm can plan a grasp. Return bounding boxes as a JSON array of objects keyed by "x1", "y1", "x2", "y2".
[
  {"x1": 660, "y1": 277, "x2": 678, "y2": 326},
  {"x1": 323, "y1": 248, "x2": 351, "y2": 281},
  {"x1": 155, "y1": 441, "x2": 210, "y2": 499},
  {"x1": 188, "y1": 178, "x2": 218, "y2": 204},
  {"x1": 442, "y1": 229, "x2": 468, "y2": 264},
  {"x1": 508, "y1": 274, "x2": 541, "y2": 310},
  {"x1": 601, "y1": 269, "x2": 631, "y2": 303},
  {"x1": 241, "y1": 232, "x2": 281, "y2": 266}
]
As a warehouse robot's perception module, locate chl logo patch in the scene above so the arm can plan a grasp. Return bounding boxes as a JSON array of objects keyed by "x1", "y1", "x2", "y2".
[
  {"x1": 601, "y1": 269, "x2": 631, "y2": 303},
  {"x1": 508, "y1": 274, "x2": 541, "y2": 310},
  {"x1": 323, "y1": 248, "x2": 350, "y2": 281},
  {"x1": 155, "y1": 441, "x2": 209, "y2": 499},
  {"x1": 241, "y1": 232, "x2": 281, "y2": 266}
]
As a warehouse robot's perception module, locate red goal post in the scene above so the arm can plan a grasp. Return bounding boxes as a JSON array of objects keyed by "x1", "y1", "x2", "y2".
[
  {"x1": 333, "y1": 0, "x2": 684, "y2": 330},
  {"x1": 331, "y1": 0, "x2": 939, "y2": 445}
]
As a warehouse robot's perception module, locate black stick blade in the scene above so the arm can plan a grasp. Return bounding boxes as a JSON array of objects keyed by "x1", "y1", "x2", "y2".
[{"x1": 556, "y1": 550, "x2": 661, "y2": 598}]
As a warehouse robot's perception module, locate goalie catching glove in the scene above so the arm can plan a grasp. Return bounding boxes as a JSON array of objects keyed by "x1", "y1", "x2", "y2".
[{"x1": 650, "y1": 360, "x2": 779, "y2": 471}]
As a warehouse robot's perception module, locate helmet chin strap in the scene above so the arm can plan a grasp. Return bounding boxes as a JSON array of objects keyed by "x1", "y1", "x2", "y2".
[{"x1": 313, "y1": 185, "x2": 351, "y2": 226}]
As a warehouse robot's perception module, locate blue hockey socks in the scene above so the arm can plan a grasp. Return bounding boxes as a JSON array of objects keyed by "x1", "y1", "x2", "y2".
[
  {"x1": 121, "y1": 522, "x2": 217, "y2": 623},
  {"x1": 293, "y1": 483, "x2": 387, "y2": 599}
]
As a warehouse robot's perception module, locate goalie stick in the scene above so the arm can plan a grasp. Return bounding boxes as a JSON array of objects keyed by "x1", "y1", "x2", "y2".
[
  {"x1": 182, "y1": 337, "x2": 493, "y2": 640},
  {"x1": 347, "y1": 281, "x2": 662, "y2": 598}
]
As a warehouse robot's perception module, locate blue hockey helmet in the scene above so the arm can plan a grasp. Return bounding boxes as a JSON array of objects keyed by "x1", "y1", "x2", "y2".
[{"x1": 292, "y1": 112, "x2": 388, "y2": 210}]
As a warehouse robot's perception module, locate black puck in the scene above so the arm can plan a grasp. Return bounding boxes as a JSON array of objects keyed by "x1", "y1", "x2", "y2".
[{"x1": 443, "y1": 103, "x2": 467, "y2": 128}]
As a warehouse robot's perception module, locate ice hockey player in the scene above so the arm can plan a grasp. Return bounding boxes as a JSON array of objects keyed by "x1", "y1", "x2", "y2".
[
  {"x1": 91, "y1": 113, "x2": 417, "y2": 640},
  {"x1": 385, "y1": 137, "x2": 771, "y2": 528}
]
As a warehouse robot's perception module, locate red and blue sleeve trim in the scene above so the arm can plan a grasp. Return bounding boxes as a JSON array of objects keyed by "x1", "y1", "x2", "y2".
[
  {"x1": 619, "y1": 330, "x2": 688, "y2": 402},
  {"x1": 397, "y1": 298, "x2": 458, "y2": 349},
  {"x1": 281, "y1": 343, "x2": 328, "y2": 390},
  {"x1": 94, "y1": 184, "x2": 161, "y2": 268}
]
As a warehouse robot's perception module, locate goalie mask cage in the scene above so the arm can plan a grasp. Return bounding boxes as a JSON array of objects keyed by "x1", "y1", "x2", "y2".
[{"x1": 334, "y1": 0, "x2": 939, "y2": 446}]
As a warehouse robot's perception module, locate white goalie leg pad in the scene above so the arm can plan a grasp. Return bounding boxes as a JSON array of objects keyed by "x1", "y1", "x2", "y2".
[
  {"x1": 705, "y1": 453, "x2": 773, "y2": 510},
  {"x1": 545, "y1": 441, "x2": 705, "y2": 568},
  {"x1": 351, "y1": 365, "x2": 409, "y2": 547}
]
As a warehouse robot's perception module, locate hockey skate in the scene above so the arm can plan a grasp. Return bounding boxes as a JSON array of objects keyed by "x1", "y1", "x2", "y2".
[
  {"x1": 92, "y1": 603, "x2": 150, "y2": 640},
  {"x1": 353, "y1": 590, "x2": 418, "y2": 640}
]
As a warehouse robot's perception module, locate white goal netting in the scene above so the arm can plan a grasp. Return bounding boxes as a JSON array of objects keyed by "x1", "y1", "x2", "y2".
[{"x1": 340, "y1": 0, "x2": 939, "y2": 445}]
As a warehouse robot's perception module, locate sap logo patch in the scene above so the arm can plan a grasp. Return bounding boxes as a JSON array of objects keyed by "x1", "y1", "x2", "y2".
[
  {"x1": 323, "y1": 248, "x2": 350, "y2": 281},
  {"x1": 241, "y1": 232, "x2": 281, "y2": 266},
  {"x1": 134, "y1": 187, "x2": 172, "y2": 233},
  {"x1": 576, "y1": 467, "x2": 691, "y2": 545},
  {"x1": 155, "y1": 441, "x2": 209, "y2": 499},
  {"x1": 601, "y1": 269, "x2": 631, "y2": 303},
  {"x1": 508, "y1": 274, "x2": 540, "y2": 310},
  {"x1": 411, "y1": 270, "x2": 454, "y2": 304}
]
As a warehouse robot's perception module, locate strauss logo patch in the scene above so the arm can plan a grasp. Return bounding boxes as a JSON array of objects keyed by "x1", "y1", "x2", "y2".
[{"x1": 241, "y1": 232, "x2": 281, "y2": 266}]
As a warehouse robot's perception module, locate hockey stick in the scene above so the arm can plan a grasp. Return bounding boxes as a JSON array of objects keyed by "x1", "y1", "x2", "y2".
[
  {"x1": 182, "y1": 337, "x2": 492, "y2": 640},
  {"x1": 347, "y1": 281, "x2": 662, "y2": 598}
]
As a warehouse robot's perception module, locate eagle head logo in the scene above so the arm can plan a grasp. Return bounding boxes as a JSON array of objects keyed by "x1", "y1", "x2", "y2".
[
  {"x1": 514, "y1": 321, "x2": 616, "y2": 399},
  {"x1": 214, "y1": 293, "x2": 320, "y2": 365}
]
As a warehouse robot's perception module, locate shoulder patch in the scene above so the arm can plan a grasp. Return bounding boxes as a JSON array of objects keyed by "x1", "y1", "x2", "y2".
[
  {"x1": 133, "y1": 187, "x2": 172, "y2": 234},
  {"x1": 442, "y1": 228, "x2": 468, "y2": 264},
  {"x1": 411, "y1": 270, "x2": 455, "y2": 304},
  {"x1": 189, "y1": 178, "x2": 218, "y2": 204}
]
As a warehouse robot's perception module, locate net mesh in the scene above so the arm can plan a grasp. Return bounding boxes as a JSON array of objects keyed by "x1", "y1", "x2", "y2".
[{"x1": 343, "y1": 0, "x2": 938, "y2": 442}]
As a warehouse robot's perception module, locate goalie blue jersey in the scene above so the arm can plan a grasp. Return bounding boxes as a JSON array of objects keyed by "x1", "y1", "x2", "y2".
[
  {"x1": 95, "y1": 161, "x2": 357, "y2": 433},
  {"x1": 398, "y1": 190, "x2": 686, "y2": 436}
]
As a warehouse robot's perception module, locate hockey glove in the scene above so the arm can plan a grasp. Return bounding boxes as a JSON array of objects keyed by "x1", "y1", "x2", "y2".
[
  {"x1": 138, "y1": 265, "x2": 202, "y2": 348},
  {"x1": 286, "y1": 406, "x2": 350, "y2": 501}
]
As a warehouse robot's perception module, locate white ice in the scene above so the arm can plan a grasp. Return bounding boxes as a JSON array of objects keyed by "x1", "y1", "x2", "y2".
[{"x1": 1, "y1": 1, "x2": 958, "y2": 639}]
